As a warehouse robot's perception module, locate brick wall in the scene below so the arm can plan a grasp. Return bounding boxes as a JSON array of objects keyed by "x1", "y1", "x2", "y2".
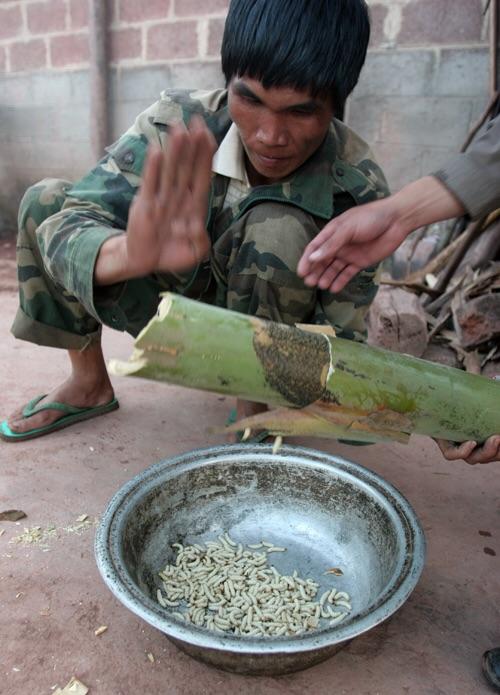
[
  {"x1": 0, "y1": 0, "x2": 495, "y2": 229},
  {"x1": 0, "y1": 0, "x2": 228, "y2": 73}
]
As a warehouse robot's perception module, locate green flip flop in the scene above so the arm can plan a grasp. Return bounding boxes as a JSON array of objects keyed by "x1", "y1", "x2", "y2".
[{"x1": 0, "y1": 394, "x2": 119, "y2": 443}]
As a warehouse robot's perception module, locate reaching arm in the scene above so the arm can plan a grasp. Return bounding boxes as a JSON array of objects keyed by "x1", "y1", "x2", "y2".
[
  {"x1": 298, "y1": 112, "x2": 500, "y2": 294},
  {"x1": 297, "y1": 175, "x2": 465, "y2": 293}
]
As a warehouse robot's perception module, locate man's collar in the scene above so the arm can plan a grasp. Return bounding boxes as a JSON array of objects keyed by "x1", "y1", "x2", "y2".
[
  {"x1": 212, "y1": 122, "x2": 353, "y2": 220},
  {"x1": 212, "y1": 123, "x2": 249, "y2": 185}
]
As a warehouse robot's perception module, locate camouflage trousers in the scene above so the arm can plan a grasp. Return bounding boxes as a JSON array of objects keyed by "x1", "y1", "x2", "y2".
[{"x1": 12, "y1": 178, "x2": 378, "y2": 350}]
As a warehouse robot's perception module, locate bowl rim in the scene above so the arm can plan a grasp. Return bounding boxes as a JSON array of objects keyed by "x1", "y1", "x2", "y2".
[{"x1": 95, "y1": 443, "x2": 426, "y2": 655}]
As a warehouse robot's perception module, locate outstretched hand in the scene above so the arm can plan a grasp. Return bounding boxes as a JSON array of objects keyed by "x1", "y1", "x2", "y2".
[
  {"x1": 297, "y1": 198, "x2": 406, "y2": 293},
  {"x1": 125, "y1": 117, "x2": 216, "y2": 277},
  {"x1": 297, "y1": 175, "x2": 466, "y2": 294}
]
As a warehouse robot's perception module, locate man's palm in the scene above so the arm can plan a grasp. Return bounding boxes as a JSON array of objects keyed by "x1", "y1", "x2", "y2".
[{"x1": 126, "y1": 118, "x2": 216, "y2": 277}]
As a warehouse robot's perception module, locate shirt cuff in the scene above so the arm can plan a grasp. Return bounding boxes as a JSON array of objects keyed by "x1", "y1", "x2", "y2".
[
  {"x1": 432, "y1": 153, "x2": 495, "y2": 220},
  {"x1": 66, "y1": 227, "x2": 129, "y2": 331}
]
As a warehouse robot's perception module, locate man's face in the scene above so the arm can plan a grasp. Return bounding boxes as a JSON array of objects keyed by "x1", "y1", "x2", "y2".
[{"x1": 228, "y1": 77, "x2": 334, "y2": 185}]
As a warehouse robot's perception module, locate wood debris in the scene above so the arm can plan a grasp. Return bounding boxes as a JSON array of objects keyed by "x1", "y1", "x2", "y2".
[
  {"x1": 147, "y1": 652, "x2": 155, "y2": 663},
  {"x1": 94, "y1": 625, "x2": 108, "y2": 636},
  {"x1": 325, "y1": 568, "x2": 344, "y2": 576},
  {"x1": 0, "y1": 510, "x2": 26, "y2": 522},
  {"x1": 11, "y1": 524, "x2": 57, "y2": 545},
  {"x1": 371, "y1": 214, "x2": 500, "y2": 376},
  {"x1": 53, "y1": 676, "x2": 89, "y2": 695},
  {"x1": 368, "y1": 96, "x2": 500, "y2": 377}
]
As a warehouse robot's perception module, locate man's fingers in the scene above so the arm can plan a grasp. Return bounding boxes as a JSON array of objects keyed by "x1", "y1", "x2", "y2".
[
  {"x1": 140, "y1": 146, "x2": 162, "y2": 201},
  {"x1": 329, "y1": 264, "x2": 359, "y2": 293},
  {"x1": 435, "y1": 435, "x2": 500, "y2": 464},
  {"x1": 302, "y1": 260, "x2": 330, "y2": 287},
  {"x1": 187, "y1": 219, "x2": 210, "y2": 261},
  {"x1": 174, "y1": 123, "x2": 197, "y2": 203},
  {"x1": 170, "y1": 118, "x2": 215, "y2": 240},
  {"x1": 317, "y1": 259, "x2": 347, "y2": 290},
  {"x1": 298, "y1": 224, "x2": 340, "y2": 276},
  {"x1": 435, "y1": 438, "x2": 478, "y2": 462},
  {"x1": 308, "y1": 235, "x2": 343, "y2": 264},
  {"x1": 465, "y1": 435, "x2": 500, "y2": 465},
  {"x1": 159, "y1": 123, "x2": 188, "y2": 213},
  {"x1": 190, "y1": 117, "x2": 217, "y2": 214}
]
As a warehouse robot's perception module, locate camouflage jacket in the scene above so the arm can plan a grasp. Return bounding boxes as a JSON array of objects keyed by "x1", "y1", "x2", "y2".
[{"x1": 36, "y1": 89, "x2": 389, "y2": 320}]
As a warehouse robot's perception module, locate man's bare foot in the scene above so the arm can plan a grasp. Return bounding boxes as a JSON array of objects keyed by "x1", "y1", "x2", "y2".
[{"x1": 6, "y1": 343, "x2": 114, "y2": 434}]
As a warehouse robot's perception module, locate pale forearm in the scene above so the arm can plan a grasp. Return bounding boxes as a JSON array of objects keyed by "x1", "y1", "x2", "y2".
[{"x1": 389, "y1": 175, "x2": 466, "y2": 238}]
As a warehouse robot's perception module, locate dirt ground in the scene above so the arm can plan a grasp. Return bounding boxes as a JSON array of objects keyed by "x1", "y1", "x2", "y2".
[{"x1": 0, "y1": 244, "x2": 499, "y2": 695}]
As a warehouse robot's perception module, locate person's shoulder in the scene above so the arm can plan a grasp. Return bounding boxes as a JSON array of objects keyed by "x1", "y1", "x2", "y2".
[
  {"x1": 331, "y1": 118, "x2": 377, "y2": 167},
  {"x1": 330, "y1": 119, "x2": 390, "y2": 199},
  {"x1": 120, "y1": 88, "x2": 229, "y2": 145},
  {"x1": 155, "y1": 88, "x2": 229, "y2": 124}
]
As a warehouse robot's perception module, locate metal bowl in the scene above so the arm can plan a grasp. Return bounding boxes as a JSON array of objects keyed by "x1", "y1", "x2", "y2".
[{"x1": 95, "y1": 444, "x2": 425, "y2": 675}]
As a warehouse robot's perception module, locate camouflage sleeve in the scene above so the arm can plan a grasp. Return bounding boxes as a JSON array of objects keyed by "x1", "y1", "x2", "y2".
[
  {"x1": 331, "y1": 118, "x2": 390, "y2": 203},
  {"x1": 34, "y1": 98, "x2": 179, "y2": 319}
]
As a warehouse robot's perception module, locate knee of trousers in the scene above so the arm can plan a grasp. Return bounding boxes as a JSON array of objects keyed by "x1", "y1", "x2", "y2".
[
  {"x1": 18, "y1": 178, "x2": 72, "y2": 239},
  {"x1": 214, "y1": 201, "x2": 319, "y2": 278},
  {"x1": 213, "y1": 202, "x2": 319, "y2": 325}
]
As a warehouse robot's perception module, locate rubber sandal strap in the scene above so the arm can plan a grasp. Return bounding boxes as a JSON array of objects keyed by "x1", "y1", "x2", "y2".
[
  {"x1": 248, "y1": 429, "x2": 271, "y2": 443},
  {"x1": 22, "y1": 395, "x2": 88, "y2": 418},
  {"x1": 226, "y1": 408, "x2": 237, "y2": 426}
]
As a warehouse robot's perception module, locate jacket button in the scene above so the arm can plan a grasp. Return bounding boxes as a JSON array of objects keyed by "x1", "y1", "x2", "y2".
[
  {"x1": 336, "y1": 167, "x2": 344, "y2": 177},
  {"x1": 123, "y1": 151, "x2": 135, "y2": 164}
]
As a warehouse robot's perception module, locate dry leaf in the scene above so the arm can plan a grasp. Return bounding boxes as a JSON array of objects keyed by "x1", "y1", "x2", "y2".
[
  {"x1": 76, "y1": 514, "x2": 89, "y2": 523},
  {"x1": 325, "y1": 568, "x2": 344, "y2": 576},
  {"x1": 53, "y1": 676, "x2": 89, "y2": 695},
  {"x1": 94, "y1": 625, "x2": 108, "y2": 636},
  {"x1": 0, "y1": 510, "x2": 27, "y2": 522}
]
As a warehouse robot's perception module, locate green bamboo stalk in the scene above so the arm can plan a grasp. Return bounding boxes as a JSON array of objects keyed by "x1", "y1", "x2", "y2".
[
  {"x1": 109, "y1": 293, "x2": 500, "y2": 444},
  {"x1": 222, "y1": 407, "x2": 410, "y2": 444}
]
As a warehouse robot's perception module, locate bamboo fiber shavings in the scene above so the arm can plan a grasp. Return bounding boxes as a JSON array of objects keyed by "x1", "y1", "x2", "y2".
[{"x1": 156, "y1": 534, "x2": 351, "y2": 637}]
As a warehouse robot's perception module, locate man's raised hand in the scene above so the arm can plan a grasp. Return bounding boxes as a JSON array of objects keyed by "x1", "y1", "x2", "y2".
[
  {"x1": 95, "y1": 117, "x2": 216, "y2": 286},
  {"x1": 125, "y1": 117, "x2": 216, "y2": 277}
]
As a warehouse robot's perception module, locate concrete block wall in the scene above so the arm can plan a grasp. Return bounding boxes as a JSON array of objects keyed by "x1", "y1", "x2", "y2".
[
  {"x1": 348, "y1": 0, "x2": 493, "y2": 189},
  {"x1": 0, "y1": 0, "x2": 494, "y2": 229}
]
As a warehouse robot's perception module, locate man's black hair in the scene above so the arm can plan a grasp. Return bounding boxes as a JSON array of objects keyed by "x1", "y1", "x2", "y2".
[{"x1": 221, "y1": 0, "x2": 370, "y2": 109}]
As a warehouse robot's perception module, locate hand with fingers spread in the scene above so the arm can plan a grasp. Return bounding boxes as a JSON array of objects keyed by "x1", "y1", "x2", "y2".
[
  {"x1": 297, "y1": 175, "x2": 465, "y2": 293},
  {"x1": 95, "y1": 117, "x2": 217, "y2": 286},
  {"x1": 297, "y1": 199, "x2": 405, "y2": 293}
]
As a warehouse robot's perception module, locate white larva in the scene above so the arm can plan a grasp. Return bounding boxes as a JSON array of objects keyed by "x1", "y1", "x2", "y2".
[
  {"x1": 156, "y1": 536, "x2": 353, "y2": 637},
  {"x1": 334, "y1": 591, "x2": 350, "y2": 601},
  {"x1": 157, "y1": 589, "x2": 167, "y2": 607}
]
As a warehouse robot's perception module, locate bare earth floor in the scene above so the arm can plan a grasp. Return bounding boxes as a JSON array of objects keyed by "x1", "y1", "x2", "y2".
[{"x1": 0, "y1": 243, "x2": 499, "y2": 695}]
